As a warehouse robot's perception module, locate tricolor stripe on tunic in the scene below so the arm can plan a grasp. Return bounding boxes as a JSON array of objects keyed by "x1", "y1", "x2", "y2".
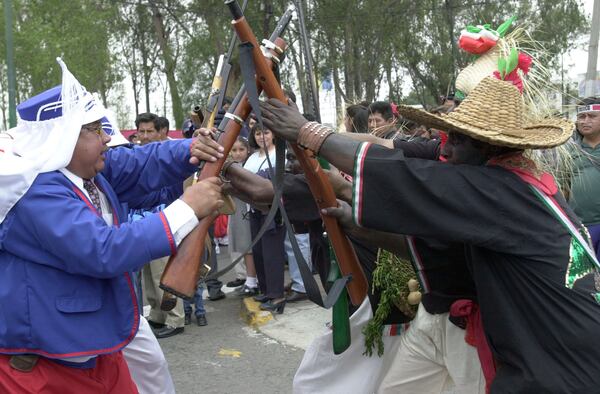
[{"x1": 352, "y1": 142, "x2": 372, "y2": 226}]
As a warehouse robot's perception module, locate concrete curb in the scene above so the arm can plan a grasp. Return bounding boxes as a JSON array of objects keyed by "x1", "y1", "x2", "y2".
[
  {"x1": 240, "y1": 296, "x2": 330, "y2": 350},
  {"x1": 240, "y1": 297, "x2": 274, "y2": 327}
]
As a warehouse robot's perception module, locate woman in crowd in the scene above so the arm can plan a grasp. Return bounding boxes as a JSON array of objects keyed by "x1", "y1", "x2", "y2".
[{"x1": 243, "y1": 125, "x2": 287, "y2": 313}]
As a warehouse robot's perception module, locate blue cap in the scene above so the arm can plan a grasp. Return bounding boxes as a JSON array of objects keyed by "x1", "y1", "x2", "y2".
[
  {"x1": 17, "y1": 85, "x2": 63, "y2": 121},
  {"x1": 17, "y1": 85, "x2": 104, "y2": 125}
]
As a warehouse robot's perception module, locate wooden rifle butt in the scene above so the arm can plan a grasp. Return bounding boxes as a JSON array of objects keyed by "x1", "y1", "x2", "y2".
[{"x1": 159, "y1": 218, "x2": 212, "y2": 308}]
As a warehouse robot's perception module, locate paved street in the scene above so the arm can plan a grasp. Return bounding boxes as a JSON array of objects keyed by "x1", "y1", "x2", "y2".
[
  {"x1": 151, "y1": 245, "x2": 457, "y2": 394},
  {"x1": 155, "y1": 246, "x2": 315, "y2": 394}
]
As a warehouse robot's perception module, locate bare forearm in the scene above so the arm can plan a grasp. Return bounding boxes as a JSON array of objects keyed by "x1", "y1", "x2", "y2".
[
  {"x1": 223, "y1": 164, "x2": 274, "y2": 205},
  {"x1": 318, "y1": 134, "x2": 363, "y2": 175}
]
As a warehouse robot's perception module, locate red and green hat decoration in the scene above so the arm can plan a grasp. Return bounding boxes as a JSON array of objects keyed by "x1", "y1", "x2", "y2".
[
  {"x1": 458, "y1": 16, "x2": 515, "y2": 55},
  {"x1": 457, "y1": 16, "x2": 532, "y2": 95},
  {"x1": 493, "y1": 48, "x2": 532, "y2": 93}
]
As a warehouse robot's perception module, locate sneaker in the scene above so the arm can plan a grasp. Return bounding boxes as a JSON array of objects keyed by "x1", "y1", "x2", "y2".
[
  {"x1": 234, "y1": 285, "x2": 259, "y2": 297},
  {"x1": 184, "y1": 313, "x2": 191, "y2": 326}
]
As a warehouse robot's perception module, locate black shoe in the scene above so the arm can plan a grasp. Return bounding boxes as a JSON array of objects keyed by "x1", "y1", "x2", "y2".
[
  {"x1": 196, "y1": 315, "x2": 208, "y2": 326},
  {"x1": 147, "y1": 320, "x2": 166, "y2": 330},
  {"x1": 226, "y1": 278, "x2": 245, "y2": 288},
  {"x1": 235, "y1": 285, "x2": 259, "y2": 297},
  {"x1": 253, "y1": 294, "x2": 270, "y2": 303},
  {"x1": 286, "y1": 290, "x2": 308, "y2": 303},
  {"x1": 260, "y1": 299, "x2": 286, "y2": 314},
  {"x1": 184, "y1": 314, "x2": 191, "y2": 326},
  {"x1": 208, "y1": 289, "x2": 226, "y2": 301},
  {"x1": 154, "y1": 326, "x2": 184, "y2": 339}
]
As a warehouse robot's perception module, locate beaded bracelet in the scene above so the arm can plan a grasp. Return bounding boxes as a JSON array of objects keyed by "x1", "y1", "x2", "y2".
[{"x1": 298, "y1": 121, "x2": 334, "y2": 154}]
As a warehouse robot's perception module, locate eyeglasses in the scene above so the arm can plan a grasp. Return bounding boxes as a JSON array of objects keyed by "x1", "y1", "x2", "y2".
[{"x1": 81, "y1": 123, "x2": 105, "y2": 137}]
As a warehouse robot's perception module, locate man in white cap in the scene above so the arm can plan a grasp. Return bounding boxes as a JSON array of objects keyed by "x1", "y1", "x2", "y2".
[
  {"x1": 569, "y1": 97, "x2": 600, "y2": 259},
  {"x1": 257, "y1": 75, "x2": 600, "y2": 393},
  {"x1": 0, "y1": 59, "x2": 224, "y2": 392}
]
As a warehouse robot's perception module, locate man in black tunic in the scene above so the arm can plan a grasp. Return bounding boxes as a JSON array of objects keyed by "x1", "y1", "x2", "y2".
[{"x1": 258, "y1": 76, "x2": 600, "y2": 393}]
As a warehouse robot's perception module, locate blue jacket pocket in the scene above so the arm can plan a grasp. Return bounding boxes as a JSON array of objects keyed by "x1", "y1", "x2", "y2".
[{"x1": 55, "y1": 296, "x2": 102, "y2": 313}]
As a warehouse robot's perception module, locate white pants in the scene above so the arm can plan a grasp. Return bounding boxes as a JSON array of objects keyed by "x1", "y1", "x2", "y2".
[
  {"x1": 377, "y1": 304, "x2": 485, "y2": 394},
  {"x1": 123, "y1": 317, "x2": 176, "y2": 394},
  {"x1": 293, "y1": 298, "x2": 406, "y2": 394}
]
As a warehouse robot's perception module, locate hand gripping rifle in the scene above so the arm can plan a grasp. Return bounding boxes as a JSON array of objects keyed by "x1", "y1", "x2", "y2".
[
  {"x1": 225, "y1": 0, "x2": 368, "y2": 306},
  {"x1": 159, "y1": 10, "x2": 293, "y2": 309}
]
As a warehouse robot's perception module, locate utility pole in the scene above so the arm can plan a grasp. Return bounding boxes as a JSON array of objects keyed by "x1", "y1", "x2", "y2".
[
  {"x1": 4, "y1": 0, "x2": 17, "y2": 128},
  {"x1": 585, "y1": 0, "x2": 600, "y2": 97}
]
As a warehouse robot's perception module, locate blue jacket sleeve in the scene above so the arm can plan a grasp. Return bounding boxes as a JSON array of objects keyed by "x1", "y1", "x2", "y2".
[
  {"x1": 4, "y1": 183, "x2": 176, "y2": 278},
  {"x1": 127, "y1": 183, "x2": 184, "y2": 210},
  {"x1": 102, "y1": 139, "x2": 196, "y2": 205}
]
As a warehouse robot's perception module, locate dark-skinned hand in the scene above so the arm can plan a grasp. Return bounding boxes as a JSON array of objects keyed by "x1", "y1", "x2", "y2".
[
  {"x1": 322, "y1": 199, "x2": 377, "y2": 242},
  {"x1": 189, "y1": 127, "x2": 225, "y2": 165},
  {"x1": 258, "y1": 98, "x2": 307, "y2": 142},
  {"x1": 320, "y1": 199, "x2": 358, "y2": 234}
]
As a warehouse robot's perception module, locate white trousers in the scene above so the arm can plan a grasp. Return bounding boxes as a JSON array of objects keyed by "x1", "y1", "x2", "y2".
[
  {"x1": 377, "y1": 303, "x2": 485, "y2": 394},
  {"x1": 123, "y1": 317, "x2": 176, "y2": 394},
  {"x1": 293, "y1": 298, "x2": 405, "y2": 394}
]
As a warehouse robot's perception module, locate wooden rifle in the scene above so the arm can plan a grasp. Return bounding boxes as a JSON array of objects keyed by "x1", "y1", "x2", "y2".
[
  {"x1": 225, "y1": 0, "x2": 367, "y2": 306},
  {"x1": 159, "y1": 9, "x2": 293, "y2": 308}
]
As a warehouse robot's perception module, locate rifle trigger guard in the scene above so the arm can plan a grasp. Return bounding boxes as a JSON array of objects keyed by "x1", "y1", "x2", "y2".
[
  {"x1": 224, "y1": 112, "x2": 244, "y2": 126},
  {"x1": 261, "y1": 39, "x2": 283, "y2": 55}
]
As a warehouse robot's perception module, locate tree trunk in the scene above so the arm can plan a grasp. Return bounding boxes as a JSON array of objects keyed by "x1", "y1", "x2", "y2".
[{"x1": 151, "y1": 6, "x2": 184, "y2": 128}]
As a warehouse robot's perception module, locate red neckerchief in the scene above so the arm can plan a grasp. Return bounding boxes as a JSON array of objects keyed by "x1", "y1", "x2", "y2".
[{"x1": 487, "y1": 153, "x2": 558, "y2": 195}]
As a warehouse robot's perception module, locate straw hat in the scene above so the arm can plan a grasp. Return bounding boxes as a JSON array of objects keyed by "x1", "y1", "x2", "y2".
[{"x1": 398, "y1": 77, "x2": 573, "y2": 149}]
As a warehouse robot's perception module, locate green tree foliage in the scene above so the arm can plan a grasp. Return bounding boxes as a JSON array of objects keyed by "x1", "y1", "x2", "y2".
[
  {"x1": 7, "y1": 0, "x2": 118, "y2": 101},
  {"x1": 0, "y1": 0, "x2": 589, "y2": 129}
]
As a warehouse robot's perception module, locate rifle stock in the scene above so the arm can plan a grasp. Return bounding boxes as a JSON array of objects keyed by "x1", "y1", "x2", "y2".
[
  {"x1": 159, "y1": 36, "x2": 289, "y2": 308},
  {"x1": 226, "y1": 0, "x2": 367, "y2": 306}
]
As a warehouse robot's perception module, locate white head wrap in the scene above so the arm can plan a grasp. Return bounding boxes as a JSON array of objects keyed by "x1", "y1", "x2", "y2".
[{"x1": 0, "y1": 58, "x2": 106, "y2": 223}]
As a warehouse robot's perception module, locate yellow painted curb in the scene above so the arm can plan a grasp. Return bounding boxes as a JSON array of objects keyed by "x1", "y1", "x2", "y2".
[{"x1": 241, "y1": 297, "x2": 273, "y2": 327}]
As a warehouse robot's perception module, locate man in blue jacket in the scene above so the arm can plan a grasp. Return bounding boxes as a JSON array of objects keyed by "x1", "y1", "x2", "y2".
[{"x1": 0, "y1": 62, "x2": 224, "y2": 393}]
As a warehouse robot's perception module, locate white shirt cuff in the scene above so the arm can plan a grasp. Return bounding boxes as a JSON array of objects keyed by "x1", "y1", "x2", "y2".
[{"x1": 162, "y1": 199, "x2": 199, "y2": 246}]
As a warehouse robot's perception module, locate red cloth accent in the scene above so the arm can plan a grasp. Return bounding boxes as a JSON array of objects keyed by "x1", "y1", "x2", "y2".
[
  {"x1": 450, "y1": 300, "x2": 496, "y2": 393},
  {"x1": 458, "y1": 35, "x2": 497, "y2": 54},
  {"x1": 438, "y1": 132, "x2": 448, "y2": 162},
  {"x1": 214, "y1": 214, "x2": 229, "y2": 238},
  {"x1": 492, "y1": 53, "x2": 532, "y2": 94},
  {"x1": 390, "y1": 102, "x2": 399, "y2": 117},
  {"x1": 159, "y1": 211, "x2": 177, "y2": 256},
  {"x1": 487, "y1": 153, "x2": 558, "y2": 196},
  {"x1": 0, "y1": 352, "x2": 138, "y2": 394}
]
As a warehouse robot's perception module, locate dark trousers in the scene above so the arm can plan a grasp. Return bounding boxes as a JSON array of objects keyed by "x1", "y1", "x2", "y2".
[
  {"x1": 205, "y1": 225, "x2": 223, "y2": 297},
  {"x1": 249, "y1": 211, "x2": 286, "y2": 299}
]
